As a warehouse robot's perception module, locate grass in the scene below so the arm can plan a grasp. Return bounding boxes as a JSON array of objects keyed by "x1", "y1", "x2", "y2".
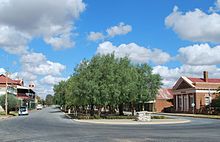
[{"x1": 0, "y1": 111, "x2": 18, "y2": 116}]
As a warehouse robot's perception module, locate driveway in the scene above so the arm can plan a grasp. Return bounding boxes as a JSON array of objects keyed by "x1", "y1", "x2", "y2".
[{"x1": 0, "y1": 107, "x2": 219, "y2": 142}]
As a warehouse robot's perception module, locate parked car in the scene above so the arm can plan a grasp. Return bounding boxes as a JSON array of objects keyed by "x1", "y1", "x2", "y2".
[
  {"x1": 36, "y1": 104, "x2": 43, "y2": 110},
  {"x1": 18, "y1": 106, "x2": 28, "y2": 116}
]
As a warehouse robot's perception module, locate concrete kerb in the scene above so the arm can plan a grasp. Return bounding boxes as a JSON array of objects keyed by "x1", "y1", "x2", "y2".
[
  {"x1": 159, "y1": 113, "x2": 220, "y2": 119},
  {"x1": 0, "y1": 115, "x2": 12, "y2": 120},
  {"x1": 72, "y1": 118, "x2": 191, "y2": 125}
]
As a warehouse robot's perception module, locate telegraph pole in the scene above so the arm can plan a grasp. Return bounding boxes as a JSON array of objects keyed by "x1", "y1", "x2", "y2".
[{"x1": 5, "y1": 72, "x2": 8, "y2": 115}]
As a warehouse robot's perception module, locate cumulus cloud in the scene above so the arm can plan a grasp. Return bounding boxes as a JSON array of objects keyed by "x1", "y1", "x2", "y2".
[
  {"x1": 0, "y1": 68, "x2": 6, "y2": 74},
  {"x1": 40, "y1": 75, "x2": 67, "y2": 85},
  {"x1": 177, "y1": 44, "x2": 220, "y2": 65},
  {"x1": 19, "y1": 71, "x2": 37, "y2": 81},
  {"x1": 153, "y1": 65, "x2": 220, "y2": 87},
  {"x1": 87, "y1": 32, "x2": 104, "y2": 41},
  {"x1": 209, "y1": 0, "x2": 220, "y2": 12},
  {"x1": 20, "y1": 53, "x2": 66, "y2": 76},
  {"x1": 165, "y1": 5, "x2": 220, "y2": 43},
  {"x1": 0, "y1": 0, "x2": 85, "y2": 50},
  {"x1": 96, "y1": 41, "x2": 171, "y2": 64},
  {"x1": 0, "y1": 0, "x2": 85, "y2": 96},
  {"x1": 106, "y1": 22, "x2": 132, "y2": 37},
  {"x1": 88, "y1": 22, "x2": 132, "y2": 41}
]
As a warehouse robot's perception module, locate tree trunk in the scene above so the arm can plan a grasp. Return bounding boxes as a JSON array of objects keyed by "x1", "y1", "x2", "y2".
[
  {"x1": 142, "y1": 102, "x2": 145, "y2": 111},
  {"x1": 131, "y1": 101, "x2": 136, "y2": 116},
  {"x1": 98, "y1": 106, "x2": 102, "y2": 116},
  {"x1": 90, "y1": 104, "x2": 95, "y2": 116},
  {"x1": 119, "y1": 103, "x2": 124, "y2": 115}
]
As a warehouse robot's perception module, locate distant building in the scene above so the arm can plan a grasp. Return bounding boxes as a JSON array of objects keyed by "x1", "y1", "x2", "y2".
[
  {"x1": 136, "y1": 88, "x2": 173, "y2": 112},
  {"x1": 155, "y1": 88, "x2": 173, "y2": 112},
  {"x1": 172, "y1": 71, "x2": 220, "y2": 113},
  {"x1": 0, "y1": 74, "x2": 36, "y2": 109}
]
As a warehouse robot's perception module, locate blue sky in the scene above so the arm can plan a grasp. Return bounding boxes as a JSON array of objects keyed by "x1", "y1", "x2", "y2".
[{"x1": 0, "y1": 0, "x2": 220, "y2": 98}]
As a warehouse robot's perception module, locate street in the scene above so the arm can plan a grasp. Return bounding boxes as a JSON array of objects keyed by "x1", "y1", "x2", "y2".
[{"x1": 0, "y1": 107, "x2": 220, "y2": 142}]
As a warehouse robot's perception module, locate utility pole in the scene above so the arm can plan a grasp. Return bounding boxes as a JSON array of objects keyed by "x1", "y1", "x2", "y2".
[{"x1": 5, "y1": 72, "x2": 8, "y2": 115}]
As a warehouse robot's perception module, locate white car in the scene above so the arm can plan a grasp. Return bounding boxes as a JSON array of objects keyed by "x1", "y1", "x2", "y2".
[
  {"x1": 36, "y1": 104, "x2": 43, "y2": 110},
  {"x1": 18, "y1": 106, "x2": 29, "y2": 116}
]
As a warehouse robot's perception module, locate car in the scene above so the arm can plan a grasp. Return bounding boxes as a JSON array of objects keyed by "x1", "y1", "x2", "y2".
[
  {"x1": 18, "y1": 106, "x2": 28, "y2": 116},
  {"x1": 36, "y1": 104, "x2": 43, "y2": 110}
]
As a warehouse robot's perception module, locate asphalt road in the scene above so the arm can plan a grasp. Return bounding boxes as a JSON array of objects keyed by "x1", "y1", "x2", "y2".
[{"x1": 0, "y1": 107, "x2": 220, "y2": 142}]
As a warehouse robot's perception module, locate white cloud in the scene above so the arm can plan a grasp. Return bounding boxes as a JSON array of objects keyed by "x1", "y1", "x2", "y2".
[
  {"x1": 0, "y1": 68, "x2": 6, "y2": 74},
  {"x1": 177, "y1": 43, "x2": 220, "y2": 65},
  {"x1": 0, "y1": 0, "x2": 86, "y2": 49},
  {"x1": 153, "y1": 65, "x2": 220, "y2": 87},
  {"x1": 209, "y1": 0, "x2": 220, "y2": 12},
  {"x1": 96, "y1": 41, "x2": 171, "y2": 64},
  {"x1": 20, "y1": 52, "x2": 66, "y2": 76},
  {"x1": 19, "y1": 71, "x2": 37, "y2": 81},
  {"x1": 165, "y1": 5, "x2": 220, "y2": 42},
  {"x1": 106, "y1": 22, "x2": 132, "y2": 37},
  {"x1": 20, "y1": 52, "x2": 46, "y2": 64},
  {"x1": 22, "y1": 61, "x2": 66, "y2": 76},
  {"x1": 87, "y1": 32, "x2": 104, "y2": 41},
  {"x1": 0, "y1": 26, "x2": 29, "y2": 54},
  {"x1": 40, "y1": 75, "x2": 67, "y2": 85}
]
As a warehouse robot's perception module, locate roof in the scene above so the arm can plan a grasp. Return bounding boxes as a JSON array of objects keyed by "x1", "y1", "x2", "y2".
[
  {"x1": 0, "y1": 74, "x2": 16, "y2": 84},
  {"x1": 157, "y1": 88, "x2": 173, "y2": 100},
  {"x1": 0, "y1": 74, "x2": 23, "y2": 86},
  {"x1": 188, "y1": 77, "x2": 220, "y2": 83}
]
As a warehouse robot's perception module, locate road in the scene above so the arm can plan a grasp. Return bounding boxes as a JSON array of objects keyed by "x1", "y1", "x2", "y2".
[{"x1": 0, "y1": 107, "x2": 220, "y2": 142}]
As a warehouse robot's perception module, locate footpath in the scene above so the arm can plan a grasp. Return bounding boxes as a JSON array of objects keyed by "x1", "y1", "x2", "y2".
[
  {"x1": 159, "y1": 113, "x2": 220, "y2": 119},
  {"x1": 73, "y1": 118, "x2": 190, "y2": 125},
  {"x1": 0, "y1": 115, "x2": 12, "y2": 120}
]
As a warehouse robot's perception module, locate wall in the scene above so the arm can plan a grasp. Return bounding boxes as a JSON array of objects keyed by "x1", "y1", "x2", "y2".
[{"x1": 155, "y1": 99, "x2": 173, "y2": 112}]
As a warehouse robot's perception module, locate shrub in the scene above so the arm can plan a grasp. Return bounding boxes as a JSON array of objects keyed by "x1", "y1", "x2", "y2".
[
  {"x1": 151, "y1": 115, "x2": 167, "y2": 119},
  {"x1": 0, "y1": 94, "x2": 19, "y2": 113}
]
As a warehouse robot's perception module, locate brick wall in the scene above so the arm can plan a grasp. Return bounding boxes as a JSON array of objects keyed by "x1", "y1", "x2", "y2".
[{"x1": 155, "y1": 99, "x2": 173, "y2": 112}]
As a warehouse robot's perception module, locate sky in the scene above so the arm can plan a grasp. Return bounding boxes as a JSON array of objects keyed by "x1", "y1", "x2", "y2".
[{"x1": 0, "y1": 0, "x2": 220, "y2": 98}]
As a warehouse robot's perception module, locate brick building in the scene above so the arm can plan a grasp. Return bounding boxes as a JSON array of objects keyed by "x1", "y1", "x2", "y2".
[
  {"x1": 155, "y1": 88, "x2": 173, "y2": 112},
  {"x1": 172, "y1": 71, "x2": 220, "y2": 113}
]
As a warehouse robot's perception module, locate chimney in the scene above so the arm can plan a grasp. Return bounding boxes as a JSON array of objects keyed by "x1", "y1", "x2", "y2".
[{"x1": 203, "y1": 71, "x2": 208, "y2": 82}]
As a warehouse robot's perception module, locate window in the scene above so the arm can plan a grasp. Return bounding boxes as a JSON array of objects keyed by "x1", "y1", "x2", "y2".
[{"x1": 205, "y1": 96, "x2": 211, "y2": 106}]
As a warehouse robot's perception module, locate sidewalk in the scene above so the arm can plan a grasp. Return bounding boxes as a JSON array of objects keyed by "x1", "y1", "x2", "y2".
[
  {"x1": 73, "y1": 118, "x2": 190, "y2": 125},
  {"x1": 159, "y1": 112, "x2": 220, "y2": 119},
  {"x1": 0, "y1": 115, "x2": 12, "y2": 120}
]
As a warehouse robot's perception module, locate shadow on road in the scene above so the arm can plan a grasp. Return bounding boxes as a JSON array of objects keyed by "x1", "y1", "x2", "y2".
[
  {"x1": 60, "y1": 114, "x2": 71, "y2": 119},
  {"x1": 49, "y1": 110, "x2": 62, "y2": 113}
]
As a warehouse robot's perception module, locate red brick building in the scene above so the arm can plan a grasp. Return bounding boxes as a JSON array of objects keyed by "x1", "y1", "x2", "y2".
[
  {"x1": 155, "y1": 88, "x2": 173, "y2": 112},
  {"x1": 172, "y1": 71, "x2": 220, "y2": 113}
]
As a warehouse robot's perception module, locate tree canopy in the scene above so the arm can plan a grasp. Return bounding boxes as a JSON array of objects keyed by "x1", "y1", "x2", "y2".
[{"x1": 53, "y1": 54, "x2": 162, "y2": 115}]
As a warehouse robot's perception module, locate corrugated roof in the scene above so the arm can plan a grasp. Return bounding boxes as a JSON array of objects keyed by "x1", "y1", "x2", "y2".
[
  {"x1": 157, "y1": 88, "x2": 173, "y2": 100},
  {"x1": 0, "y1": 74, "x2": 16, "y2": 84},
  {"x1": 188, "y1": 77, "x2": 220, "y2": 83},
  {"x1": 0, "y1": 74, "x2": 23, "y2": 85}
]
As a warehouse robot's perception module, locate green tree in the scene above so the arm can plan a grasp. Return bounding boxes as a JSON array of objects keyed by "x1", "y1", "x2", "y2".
[
  {"x1": 45, "y1": 94, "x2": 54, "y2": 106},
  {"x1": 53, "y1": 80, "x2": 67, "y2": 109},
  {"x1": 0, "y1": 94, "x2": 19, "y2": 113},
  {"x1": 53, "y1": 54, "x2": 162, "y2": 116}
]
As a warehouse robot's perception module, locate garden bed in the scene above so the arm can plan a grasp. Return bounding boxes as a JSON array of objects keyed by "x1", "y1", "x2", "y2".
[{"x1": 67, "y1": 114, "x2": 169, "y2": 120}]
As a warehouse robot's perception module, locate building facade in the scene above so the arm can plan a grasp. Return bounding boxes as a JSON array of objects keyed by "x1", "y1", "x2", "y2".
[
  {"x1": 155, "y1": 88, "x2": 173, "y2": 112},
  {"x1": 0, "y1": 74, "x2": 36, "y2": 109},
  {"x1": 172, "y1": 71, "x2": 220, "y2": 113}
]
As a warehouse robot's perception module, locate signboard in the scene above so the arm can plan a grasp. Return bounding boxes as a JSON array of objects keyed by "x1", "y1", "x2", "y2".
[{"x1": 191, "y1": 103, "x2": 195, "y2": 107}]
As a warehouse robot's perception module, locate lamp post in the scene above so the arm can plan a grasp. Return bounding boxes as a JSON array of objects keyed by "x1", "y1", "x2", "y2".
[{"x1": 5, "y1": 72, "x2": 8, "y2": 115}]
